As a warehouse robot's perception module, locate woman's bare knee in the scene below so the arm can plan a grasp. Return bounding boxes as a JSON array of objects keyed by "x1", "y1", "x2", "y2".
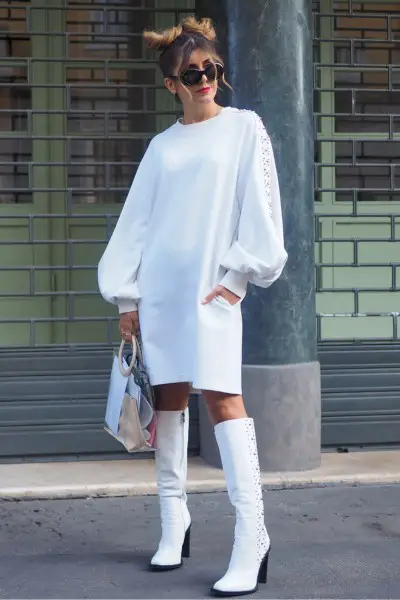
[
  {"x1": 154, "y1": 382, "x2": 190, "y2": 411},
  {"x1": 202, "y1": 390, "x2": 247, "y2": 426}
]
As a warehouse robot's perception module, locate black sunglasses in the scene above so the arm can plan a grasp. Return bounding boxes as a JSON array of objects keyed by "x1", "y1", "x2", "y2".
[{"x1": 170, "y1": 62, "x2": 224, "y2": 87}]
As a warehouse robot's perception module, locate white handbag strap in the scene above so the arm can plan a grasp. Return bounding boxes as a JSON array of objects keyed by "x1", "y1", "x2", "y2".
[{"x1": 118, "y1": 338, "x2": 137, "y2": 376}]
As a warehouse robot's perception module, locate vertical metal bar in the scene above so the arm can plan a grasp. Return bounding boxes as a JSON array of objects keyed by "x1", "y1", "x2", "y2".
[
  {"x1": 316, "y1": 264, "x2": 322, "y2": 292},
  {"x1": 390, "y1": 160, "x2": 395, "y2": 191},
  {"x1": 28, "y1": 160, "x2": 33, "y2": 194},
  {"x1": 30, "y1": 320, "x2": 35, "y2": 347},
  {"x1": 68, "y1": 291, "x2": 74, "y2": 321},
  {"x1": 104, "y1": 109, "x2": 109, "y2": 138},
  {"x1": 143, "y1": 85, "x2": 147, "y2": 112},
  {"x1": 315, "y1": 214, "x2": 320, "y2": 242},
  {"x1": 67, "y1": 239, "x2": 73, "y2": 269},
  {"x1": 29, "y1": 215, "x2": 34, "y2": 244},
  {"x1": 353, "y1": 239, "x2": 358, "y2": 266},
  {"x1": 26, "y1": 2, "x2": 31, "y2": 32},
  {"x1": 66, "y1": 187, "x2": 71, "y2": 218},
  {"x1": 388, "y1": 64, "x2": 393, "y2": 92},
  {"x1": 350, "y1": 37, "x2": 354, "y2": 67},
  {"x1": 387, "y1": 14, "x2": 392, "y2": 42},
  {"x1": 354, "y1": 289, "x2": 359, "y2": 315},
  {"x1": 316, "y1": 314, "x2": 322, "y2": 343},
  {"x1": 29, "y1": 267, "x2": 34, "y2": 295},
  {"x1": 105, "y1": 160, "x2": 110, "y2": 190},
  {"x1": 105, "y1": 58, "x2": 109, "y2": 87}
]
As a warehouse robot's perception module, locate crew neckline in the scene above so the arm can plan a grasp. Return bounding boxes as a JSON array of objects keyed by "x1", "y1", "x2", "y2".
[{"x1": 176, "y1": 106, "x2": 230, "y2": 128}]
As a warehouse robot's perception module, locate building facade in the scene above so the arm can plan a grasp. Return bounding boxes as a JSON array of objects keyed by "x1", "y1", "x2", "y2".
[{"x1": 0, "y1": 0, "x2": 399, "y2": 461}]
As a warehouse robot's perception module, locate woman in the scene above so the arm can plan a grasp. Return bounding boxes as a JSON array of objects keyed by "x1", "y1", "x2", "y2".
[{"x1": 98, "y1": 17, "x2": 287, "y2": 597}]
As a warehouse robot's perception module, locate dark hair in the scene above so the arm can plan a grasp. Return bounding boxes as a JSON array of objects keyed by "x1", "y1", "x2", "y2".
[{"x1": 143, "y1": 17, "x2": 230, "y2": 89}]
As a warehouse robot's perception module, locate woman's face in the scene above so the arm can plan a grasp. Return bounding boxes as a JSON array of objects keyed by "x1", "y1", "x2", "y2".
[{"x1": 166, "y1": 49, "x2": 219, "y2": 107}]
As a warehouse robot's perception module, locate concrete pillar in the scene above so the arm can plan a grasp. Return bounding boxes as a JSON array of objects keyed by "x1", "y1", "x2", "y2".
[{"x1": 197, "y1": 0, "x2": 321, "y2": 471}]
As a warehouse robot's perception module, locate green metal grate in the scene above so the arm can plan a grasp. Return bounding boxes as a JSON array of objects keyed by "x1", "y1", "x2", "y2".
[
  {"x1": 0, "y1": 0, "x2": 194, "y2": 347},
  {"x1": 314, "y1": 0, "x2": 400, "y2": 342}
]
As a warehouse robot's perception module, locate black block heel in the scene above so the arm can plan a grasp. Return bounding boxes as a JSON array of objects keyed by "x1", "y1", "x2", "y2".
[
  {"x1": 257, "y1": 546, "x2": 271, "y2": 584},
  {"x1": 211, "y1": 545, "x2": 271, "y2": 597},
  {"x1": 181, "y1": 524, "x2": 191, "y2": 559},
  {"x1": 149, "y1": 525, "x2": 191, "y2": 572}
]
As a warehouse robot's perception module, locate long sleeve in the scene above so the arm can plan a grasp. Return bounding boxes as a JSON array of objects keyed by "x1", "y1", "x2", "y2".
[
  {"x1": 220, "y1": 112, "x2": 288, "y2": 298},
  {"x1": 98, "y1": 141, "x2": 157, "y2": 313}
]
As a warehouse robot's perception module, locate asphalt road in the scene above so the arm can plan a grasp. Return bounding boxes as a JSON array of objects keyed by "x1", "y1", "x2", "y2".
[{"x1": 0, "y1": 484, "x2": 399, "y2": 599}]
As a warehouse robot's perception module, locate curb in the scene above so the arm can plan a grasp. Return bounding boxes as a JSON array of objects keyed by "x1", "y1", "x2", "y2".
[{"x1": 1, "y1": 472, "x2": 400, "y2": 501}]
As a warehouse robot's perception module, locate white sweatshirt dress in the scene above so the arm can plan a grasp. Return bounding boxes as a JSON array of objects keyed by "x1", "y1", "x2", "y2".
[{"x1": 98, "y1": 107, "x2": 288, "y2": 394}]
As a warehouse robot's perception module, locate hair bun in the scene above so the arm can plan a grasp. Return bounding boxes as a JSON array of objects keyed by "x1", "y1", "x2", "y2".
[
  {"x1": 143, "y1": 25, "x2": 183, "y2": 52},
  {"x1": 143, "y1": 17, "x2": 216, "y2": 52},
  {"x1": 181, "y1": 17, "x2": 216, "y2": 41}
]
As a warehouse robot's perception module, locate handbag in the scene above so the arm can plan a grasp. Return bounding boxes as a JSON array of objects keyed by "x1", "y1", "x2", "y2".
[{"x1": 104, "y1": 336, "x2": 157, "y2": 452}]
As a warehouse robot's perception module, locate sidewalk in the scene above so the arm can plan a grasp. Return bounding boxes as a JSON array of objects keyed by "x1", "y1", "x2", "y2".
[{"x1": 1, "y1": 449, "x2": 400, "y2": 500}]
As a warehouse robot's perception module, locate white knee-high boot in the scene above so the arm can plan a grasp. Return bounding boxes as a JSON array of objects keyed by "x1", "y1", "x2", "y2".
[
  {"x1": 211, "y1": 418, "x2": 271, "y2": 596},
  {"x1": 150, "y1": 409, "x2": 191, "y2": 570}
]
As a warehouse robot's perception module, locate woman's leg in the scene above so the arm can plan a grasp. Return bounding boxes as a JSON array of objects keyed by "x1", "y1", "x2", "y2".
[
  {"x1": 202, "y1": 390, "x2": 247, "y2": 425},
  {"x1": 155, "y1": 382, "x2": 189, "y2": 412},
  {"x1": 150, "y1": 382, "x2": 191, "y2": 571},
  {"x1": 203, "y1": 390, "x2": 270, "y2": 596}
]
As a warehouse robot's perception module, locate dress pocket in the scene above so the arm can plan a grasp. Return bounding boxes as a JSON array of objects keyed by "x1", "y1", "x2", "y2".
[{"x1": 212, "y1": 295, "x2": 238, "y2": 311}]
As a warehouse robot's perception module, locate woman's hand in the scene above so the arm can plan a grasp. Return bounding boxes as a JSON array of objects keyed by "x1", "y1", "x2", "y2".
[
  {"x1": 119, "y1": 311, "x2": 139, "y2": 342},
  {"x1": 202, "y1": 285, "x2": 241, "y2": 306}
]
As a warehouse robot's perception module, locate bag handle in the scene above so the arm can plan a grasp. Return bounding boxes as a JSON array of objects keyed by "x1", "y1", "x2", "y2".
[
  {"x1": 118, "y1": 338, "x2": 137, "y2": 376},
  {"x1": 118, "y1": 336, "x2": 145, "y2": 376}
]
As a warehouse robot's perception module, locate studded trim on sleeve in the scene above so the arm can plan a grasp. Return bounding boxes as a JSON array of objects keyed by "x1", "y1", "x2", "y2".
[
  {"x1": 235, "y1": 109, "x2": 273, "y2": 216},
  {"x1": 254, "y1": 115, "x2": 273, "y2": 217}
]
